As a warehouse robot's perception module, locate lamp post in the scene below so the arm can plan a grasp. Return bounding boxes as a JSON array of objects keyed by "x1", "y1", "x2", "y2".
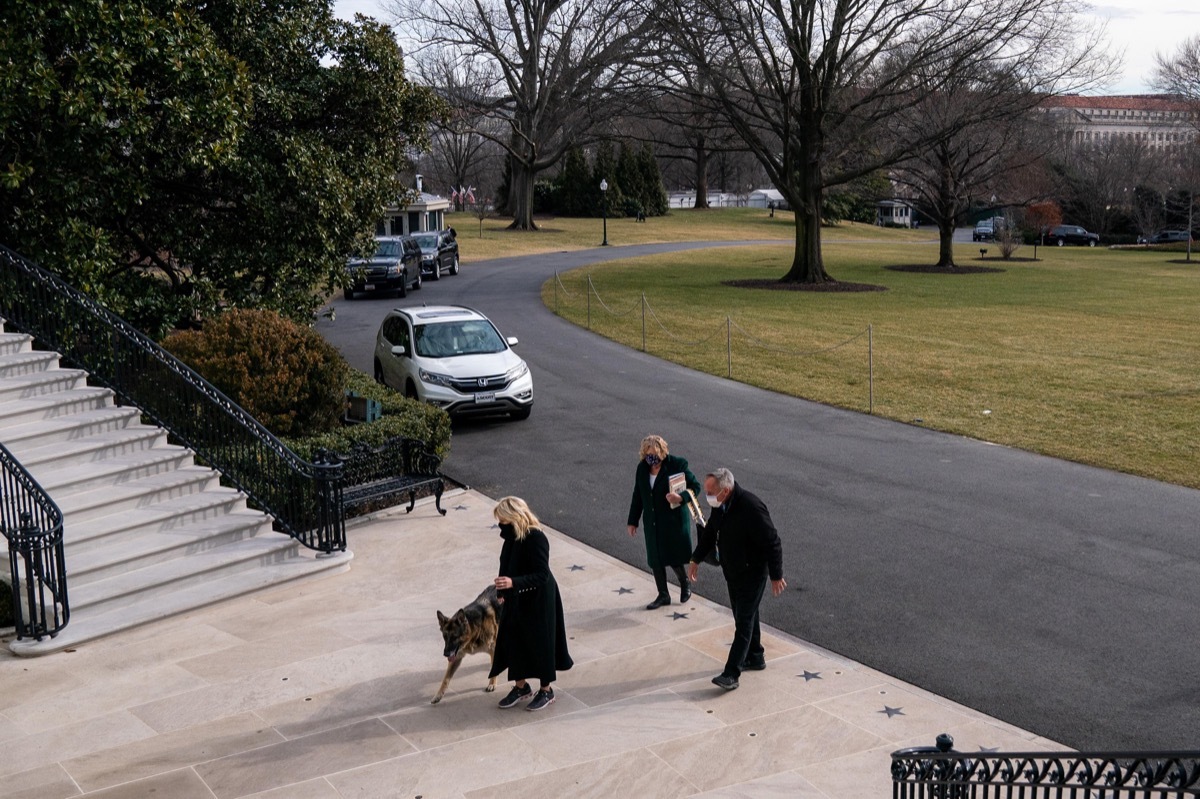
[{"x1": 600, "y1": 178, "x2": 609, "y2": 246}]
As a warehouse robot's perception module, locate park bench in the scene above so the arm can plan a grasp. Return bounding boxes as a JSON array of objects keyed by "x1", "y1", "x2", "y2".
[{"x1": 323, "y1": 436, "x2": 447, "y2": 516}]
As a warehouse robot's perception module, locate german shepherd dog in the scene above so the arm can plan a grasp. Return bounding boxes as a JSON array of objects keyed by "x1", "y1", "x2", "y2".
[{"x1": 432, "y1": 585, "x2": 502, "y2": 704}]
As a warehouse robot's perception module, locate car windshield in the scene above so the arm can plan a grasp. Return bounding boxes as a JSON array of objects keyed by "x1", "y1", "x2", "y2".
[
  {"x1": 373, "y1": 240, "x2": 404, "y2": 258},
  {"x1": 412, "y1": 234, "x2": 438, "y2": 251},
  {"x1": 414, "y1": 320, "x2": 506, "y2": 358}
]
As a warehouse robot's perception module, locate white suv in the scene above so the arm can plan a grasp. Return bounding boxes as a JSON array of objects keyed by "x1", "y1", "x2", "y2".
[{"x1": 373, "y1": 306, "x2": 533, "y2": 420}]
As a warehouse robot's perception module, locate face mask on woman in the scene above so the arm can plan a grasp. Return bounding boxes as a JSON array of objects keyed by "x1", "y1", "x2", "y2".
[{"x1": 645, "y1": 454, "x2": 661, "y2": 467}]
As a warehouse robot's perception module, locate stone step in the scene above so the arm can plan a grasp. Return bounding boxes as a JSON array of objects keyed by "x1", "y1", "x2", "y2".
[
  {"x1": 0, "y1": 332, "x2": 33, "y2": 356},
  {"x1": 9, "y1": 548, "x2": 354, "y2": 656},
  {"x1": 0, "y1": 386, "x2": 114, "y2": 428},
  {"x1": 0, "y1": 406, "x2": 142, "y2": 450},
  {"x1": 65, "y1": 487, "x2": 248, "y2": 554},
  {"x1": 10, "y1": 426, "x2": 167, "y2": 471},
  {"x1": 55, "y1": 467, "x2": 221, "y2": 524},
  {"x1": 0, "y1": 368, "x2": 89, "y2": 403},
  {"x1": 0, "y1": 350, "x2": 61, "y2": 379},
  {"x1": 67, "y1": 510, "x2": 274, "y2": 587},
  {"x1": 27, "y1": 446, "x2": 195, "y2": 496}
]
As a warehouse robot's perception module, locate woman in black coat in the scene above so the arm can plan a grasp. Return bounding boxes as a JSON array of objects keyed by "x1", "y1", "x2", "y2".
[
  {"x1": 489, "y1": 496, "x2": 573, "y2": 711},
  {"x1": 627, "y1": 434, "x2": 702, "y2": 610}
]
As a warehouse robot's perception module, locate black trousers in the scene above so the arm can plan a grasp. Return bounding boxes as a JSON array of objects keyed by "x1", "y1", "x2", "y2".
[
  {"x1": 723, "y1": 573, "x2": 767, "y2": 678},
  {"x1": 652, "y1": 564, "x2": 689, "y2": 598}
]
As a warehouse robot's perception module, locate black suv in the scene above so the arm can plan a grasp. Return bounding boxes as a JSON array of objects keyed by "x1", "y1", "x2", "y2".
[
  {"x1": 1047, "y1": 225, "x2": 1099, "y2": 247},
  {"x1": 345, "y1": 236, "x2": 422, "y2": 299},
  {"x1": 412, "y1": 229, "x2": 460, "y2": 280}
]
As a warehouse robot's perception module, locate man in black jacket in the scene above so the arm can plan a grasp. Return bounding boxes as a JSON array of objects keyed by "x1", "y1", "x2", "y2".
[{"x1": 687, "y1": 467, "x2": 786, "y2": 691}]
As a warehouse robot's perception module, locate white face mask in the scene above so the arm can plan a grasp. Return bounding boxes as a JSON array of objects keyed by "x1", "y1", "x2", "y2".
[{"x1": 706, "y1": 493, "x2": 722, "y2": 508}]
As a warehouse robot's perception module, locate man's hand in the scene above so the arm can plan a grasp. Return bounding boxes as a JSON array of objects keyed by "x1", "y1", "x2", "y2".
[
  {"x1": 686, "y1": 561, "x2": 699, "y2": 583},
  {"x1": 770, "y1": 578, "x2": 787, "y2": 597},
  {"x1": 627, "y1": 525, "x2": 638, "y2": 537}
]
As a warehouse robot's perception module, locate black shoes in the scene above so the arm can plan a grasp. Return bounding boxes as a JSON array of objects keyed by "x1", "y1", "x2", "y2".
[
  {"x1": 739, "y1": 659, "x2": 766, "y2": 671},
  {"x1": 712, "y1": 674, "x2": 739, "y2": 691},
  {"x1": 645, "y1": 594, "x2": 671, "y2": 610},
  {"x1": 527, "y1": 688, "x2": 555, "y2": 711},
  {"x1": 498, "y1": 683, "x2": 532, "y2": 708},
  {"x1": 680, "y1": 582, "x2": 692, "y2": 603}
]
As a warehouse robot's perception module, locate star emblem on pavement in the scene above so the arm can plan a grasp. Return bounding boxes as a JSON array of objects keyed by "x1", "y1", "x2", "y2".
[
  {"x1": 979, "y1": 746, "x2": 999, "y2": 753},
  {"x1": 568, "y1": 565, "x2": 585, "y2": 571},
  {"x1": 453, "y1": 504, "x2": 468, "y2": 511},
  {"x1": 669, "y1": 612, "x2": 689, "y2": 620},
  {"x1": 799, "y1": 670, "x2": 822, "y2": 682},
  {"x1": 879, "y1": 706, "x2": 905, "y2": 718},
  {"x1": 613, "y1": 587, "x2": 634, "y2": 595}
]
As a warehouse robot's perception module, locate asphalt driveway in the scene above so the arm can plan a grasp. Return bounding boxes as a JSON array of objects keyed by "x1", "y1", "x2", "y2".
[{"x1": 317, "y1": 239, "x2": 1200, "y2": 750}]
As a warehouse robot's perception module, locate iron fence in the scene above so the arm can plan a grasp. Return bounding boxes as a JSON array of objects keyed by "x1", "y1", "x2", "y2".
[
  {"x1": 893, "y1": 735, "x2": 1200, "y2": 798},
  {"x1": 0, "y1": 442, "x2": 69, "y2": 640},
  {"x1": 0, "y1": 245, "x2": 345, "y2": 553}
]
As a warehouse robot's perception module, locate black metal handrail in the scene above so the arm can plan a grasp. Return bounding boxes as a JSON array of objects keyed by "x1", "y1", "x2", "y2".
[
  {"x1": 0, "y1": 442, "x2": 69, "y2": 640},
  {"x1": 0, "y1": 245, "x2": 345, "y2": 553},
  {"x1": 893, "y1": 735, "x2": 1200, "y2": 798}
]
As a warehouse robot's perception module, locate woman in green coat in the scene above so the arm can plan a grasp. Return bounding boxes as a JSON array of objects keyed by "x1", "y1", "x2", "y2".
[{"x1": 627, "y1": 434, "x2": 702, "y2": 609}]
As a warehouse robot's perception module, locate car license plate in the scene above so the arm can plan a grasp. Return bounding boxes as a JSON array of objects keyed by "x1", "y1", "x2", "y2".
[
  {"x1": 363, "y1": 283, "x2": 375, "y2": 290},
  {"x1": 474, "y1": 392, "x2": 495, "y2": 403}
]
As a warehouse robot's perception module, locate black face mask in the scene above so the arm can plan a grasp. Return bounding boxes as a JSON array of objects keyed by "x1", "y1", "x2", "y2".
[{"x1": 645, "y1": 454, "x2": 661, "y2": 467}]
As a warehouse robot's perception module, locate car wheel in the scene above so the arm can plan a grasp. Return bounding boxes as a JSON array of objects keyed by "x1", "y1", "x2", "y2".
[
  {"x1": 510, "y1": 405, "x2": 531, "y2": 421},
  {"x1": 343, "y1": 287, "x2": 354, "y2": 300},
  {"x1": 430, "y1": 262, "x2": 441, "y2": 281},
  {"x1": 413, "y1": 270, "x2": 422, "y2": 290},
  {"x1": 397, "y1": 270, "x2": 408, "y2": 298},
  {"x1": 405, "y1": 380, "x2": 419, "y2": 400},
  {"x1": 1088, "y1": 240, "x2": 1096, "y2": 248},
  {"x1": 1056, "y1": 239, "x2": 1065, "y2": 247},
  {"x1": 450, "y1": 254, "x2": 460, "y2": 275},
  {"x1": 373, "y1": 359, "x2": 385, "y2": 385}
]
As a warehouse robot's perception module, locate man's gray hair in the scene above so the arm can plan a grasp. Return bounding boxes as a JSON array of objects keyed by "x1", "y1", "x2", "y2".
[{"x1": 708, "y1": 468, "x2": 735, "y2": 491}]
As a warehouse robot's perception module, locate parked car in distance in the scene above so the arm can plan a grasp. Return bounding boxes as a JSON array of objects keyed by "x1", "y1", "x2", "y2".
[
  {"x1": 412, "y1": 229, "x2": 459, "y2": 280},
  {"x1": 1152, "y1": 230, "x2": 1192, "y2": 243},
  {"x1": 972, "y1": 217, "x2": 1006, "y2": 242},
  {"x1": 1046, "y1": 224, "x2": 1099, "y2": 247},
  {"x1": 345, "y1": 236, "x2": 422, "y2": 299},
  {"x1": 373, "y1": 305, "x2": 533, "y2": 420}
]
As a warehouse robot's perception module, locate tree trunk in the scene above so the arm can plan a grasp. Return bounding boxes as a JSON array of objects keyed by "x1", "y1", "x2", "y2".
[
  {"x1": 506, "y1": 160, "x2": 538, "y2": 231},
  {"x1": 693, "y1": 141, "x2": 709, "y2": 209},
  {"x1": 936, "y1": 219, "x2": 956, "y2": 267},
  {"x1": 780, "y1": 164, "x2": 831, "y2": 283}
]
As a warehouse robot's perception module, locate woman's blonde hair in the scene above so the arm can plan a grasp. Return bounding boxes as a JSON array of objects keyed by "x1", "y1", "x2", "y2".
[
  {"x1": 639, "y1": 434, "x2": 669, "y2": 461},
  {"x1": 493, "y1": 496, "x2": 540, "y2": 540}
]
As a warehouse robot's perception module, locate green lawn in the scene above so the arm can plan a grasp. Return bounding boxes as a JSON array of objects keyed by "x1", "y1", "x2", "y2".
[
  {"x1": 449, "y1": 207, "x2": 928, "y2": 262},
  {"x1": 541, "y1": 240, "x2": 1200, "y2": 489}
]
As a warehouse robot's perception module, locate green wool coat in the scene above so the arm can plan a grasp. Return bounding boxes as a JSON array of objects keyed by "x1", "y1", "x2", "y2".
[{"x1": 627, "y1": 454, "x2": 702, "y2": 569}]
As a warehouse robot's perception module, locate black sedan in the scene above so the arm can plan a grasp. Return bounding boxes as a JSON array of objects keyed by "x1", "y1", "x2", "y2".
[{"x1": 1047, "y1": 225, "x2": 1100, "y2": 247}]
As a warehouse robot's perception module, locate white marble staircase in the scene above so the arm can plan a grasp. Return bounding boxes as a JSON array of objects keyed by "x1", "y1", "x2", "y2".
[{"x1": 0, "y1": 320, "x2": 353, "y2": 655}]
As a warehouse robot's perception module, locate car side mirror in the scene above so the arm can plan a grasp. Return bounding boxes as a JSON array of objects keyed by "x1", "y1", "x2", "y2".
[
  {"x1": 390, "y1": 344, "x2": 406, "y2": 357},
  {"x1": 506, "y1": 336, "x2": 519, "y2": 347}
]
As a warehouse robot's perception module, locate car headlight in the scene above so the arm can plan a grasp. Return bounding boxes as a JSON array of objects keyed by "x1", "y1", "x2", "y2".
[
  {"x1": 418, "y1": 368, "x2": 454, "y2": 388},
  {"x1": 506, "y1": 361, "x2": 529, "y2": 381},
  {"x1": 387, "y1": 263, "x2": 402, "y2": 275},
  {"x1": 423, "y1": 255, "x2": 435, "y2": 263}
]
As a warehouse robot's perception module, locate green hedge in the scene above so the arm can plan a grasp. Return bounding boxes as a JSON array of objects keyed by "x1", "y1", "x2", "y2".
[{"x1": 282, "y1": 369, "x2": 452, "y2": 462}]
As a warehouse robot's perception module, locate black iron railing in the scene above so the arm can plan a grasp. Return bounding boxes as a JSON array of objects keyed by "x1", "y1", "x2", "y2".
[
  {"x1": 0, "y1": 442, "x2": 69, "y2": 640},
  {"x1": 893, "y1": 735, "x2": 1200, "y2": 798},
  {"x1": 0, "y1": 245, "x2": 345, "y2": 553}
]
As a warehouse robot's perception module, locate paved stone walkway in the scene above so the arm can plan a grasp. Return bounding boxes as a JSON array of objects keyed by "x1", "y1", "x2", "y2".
[{"x1": 0, "y1": 490, "x2": 1063, "y2": 798}]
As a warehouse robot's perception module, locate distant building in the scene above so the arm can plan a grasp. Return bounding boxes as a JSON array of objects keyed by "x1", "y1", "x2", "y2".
[
  {"x1": 377, "y1": 175, "x2": 451, "y2": 235},
  {"x1": 876, "y1": 199, "x2": 916, "y2": 228},
  {"x1": 747, "y1": 189, "x2": 788, "y2": 209},
  {"x1": 1039, "y1": 95, "x2": 1199, "y2": 149}
]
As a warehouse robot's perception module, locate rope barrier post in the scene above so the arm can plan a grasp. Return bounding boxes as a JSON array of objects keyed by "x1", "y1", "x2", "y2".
[
  {"x1": 641, "y1": 293, "x2": 646, "y2": 352},
  {"x1": 868, "y1": 324, "x2": 874, "y2": 415},
  {"x1": 726, "y1": 316, "x2": 732, "y2": 378},
  {"x1": 587, "y1": 275, "x2": 592, "y2": 330},
  {"x1": 554, "y1": 271, "x2": 558, "y2": 315}
]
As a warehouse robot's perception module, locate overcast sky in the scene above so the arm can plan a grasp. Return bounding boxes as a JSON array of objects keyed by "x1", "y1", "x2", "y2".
[{"x1": 332, "y1": 0, "x2": 1198, "y2": 95}]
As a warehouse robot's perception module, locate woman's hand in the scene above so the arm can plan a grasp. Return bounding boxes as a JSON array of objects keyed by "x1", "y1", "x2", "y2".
[
  {"x1": 494, "y1": 576, "x2": 513, "y2": 590},
  {"x1": 666, "y1": 491, "x2": 682, "y2": 506},
  {"x1": 627, "y1": 525, "x2": 638, "y2": 537}
]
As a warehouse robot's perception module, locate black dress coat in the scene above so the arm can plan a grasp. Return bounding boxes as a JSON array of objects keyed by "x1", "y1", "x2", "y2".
[
  {"x1": 627, "y1": 454, "x2": 702, "y2": 569},
  {"x1": 691, "y1": 482, "x2": 784, "y2": 586},
  {"x1": 489, "y1": 524, "x2": 573, "y2": 684}
]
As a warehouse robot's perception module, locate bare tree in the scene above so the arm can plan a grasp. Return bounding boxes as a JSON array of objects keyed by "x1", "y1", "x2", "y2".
[
  {"x1": 647, "y1": 0, "x2": 1112, "y2": 283},
  {"x1": 1153, "y1": 35, "x2": 1200, "y2": 117},
  {"x1": 390, "y1": 0, "x2": 652, "y2": 230},
  {"x1": 1055, "y1": 136, "x2": 1165, "y2": 235}
]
